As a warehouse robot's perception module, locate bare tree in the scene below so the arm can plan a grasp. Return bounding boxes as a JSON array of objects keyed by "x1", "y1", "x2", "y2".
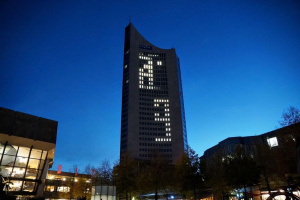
[
  {"x1": 69, "y1": 164, "x2": 79, "y2": 174},
  {"x1": 85, "y1": 163, "x2": 94, "y2": 175},
  {"x1": 279, "y1": 106, "x2": 300, "y2": 127},
  {"x1": 96, "y1": 159, "x2": 113, "y2": 185}
]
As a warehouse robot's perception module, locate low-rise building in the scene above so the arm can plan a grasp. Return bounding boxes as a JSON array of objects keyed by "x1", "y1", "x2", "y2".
[
  {"x1": 200, "y1": 122, "x2": 300, "y2": 200},
  {"x1": 0, "y1": 107, "x2": 58, "y2": 199},
  {"x1": 44, "y1": 170, "x2": 92, "y2": 200}
]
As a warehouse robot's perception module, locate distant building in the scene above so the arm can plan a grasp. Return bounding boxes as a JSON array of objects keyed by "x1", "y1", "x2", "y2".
[
  {"x1": 0, "y1": 107, "x2": 58, "y2": 198},
  {"x1": 44, "y1": 170, "x2": 116, "y2": 200},
  {"x1": 120, "y1": 23, "x2": 187, "y2": 163},
  {"x1": 200, "y1": 122, "x2": 300, "y2": 200},
  {"x1": 201, "y1": 122, "x2": 300, "y2": 164},
  {"x1": 44, "y1": 170, "x2": 92, "y2": 200}
]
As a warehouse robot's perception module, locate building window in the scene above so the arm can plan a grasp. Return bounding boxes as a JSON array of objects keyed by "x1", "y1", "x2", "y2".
[
  {"x1": 0, "y1": 143, "x2": 47, "y2": 192},
  {"x1": 267, "y1": 137, "x2": 278, "y2": 147},
  {"x1": 57, "y1": 186, "x2": 70, "y2": 192},
  {"x1": 45, "y1": 185, "x2": 55, "y2": 192}
]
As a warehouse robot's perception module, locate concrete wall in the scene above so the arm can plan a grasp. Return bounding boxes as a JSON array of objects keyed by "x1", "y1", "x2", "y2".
[{"x1": 0, "y1": 107, "x2": 58, "y2": 144}]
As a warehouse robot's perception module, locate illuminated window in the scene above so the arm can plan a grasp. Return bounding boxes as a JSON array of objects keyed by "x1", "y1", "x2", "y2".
[
  {"x1": 25, "y1": 168, "x2": 38, "y2": 179},
  {"x1": 2, "y1": 155, "x2": 15, "y2": 165},
  {"x1": 0, "y1": 143, "x2": 48, "y2": 193},
  {"x1": 267, "y1": 137, "x2": 278, "y2": 147},
  {"x1": 28, "y1": 159, "x2": 40, "y2": 169},
  {"x1": 10, "y1": 180, "x2": 22, "y2": 191},
  {"x1": 4, "y1": 145, "x2": 17, "y2": 155},
  {"x1": 0, "y1": 144, "x2": 4, "y2": 154},
  {"x1": 17, "y1": 147, "x2": 30, "y2": 157},
  {"x1": 57, "y1": 186, "x2": 67, "y2": 192},
  {"x1": 30, "y1": 149, "x2": 42, "y2": 159},
  {"x1": 11, "y1": 167, "x2": 25, "y2": 178},
  {"x1": 23, "y1": 181, "x2": 35, "y2": 192}
]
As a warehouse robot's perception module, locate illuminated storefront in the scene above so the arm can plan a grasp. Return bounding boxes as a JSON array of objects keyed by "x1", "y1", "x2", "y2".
[{"x1": 0, "y1": 107, "x2": 57, "y2": 198}]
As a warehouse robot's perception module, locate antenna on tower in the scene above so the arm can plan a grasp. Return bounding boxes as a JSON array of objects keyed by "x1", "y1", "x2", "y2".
[{"x1": 129, "y1": 15, "x2": 131, "y2": 24}]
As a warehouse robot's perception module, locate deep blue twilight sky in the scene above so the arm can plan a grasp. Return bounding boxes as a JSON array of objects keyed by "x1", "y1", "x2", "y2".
[{"x1": 1, "y1": 0, "x2": 300, "y2": 172}]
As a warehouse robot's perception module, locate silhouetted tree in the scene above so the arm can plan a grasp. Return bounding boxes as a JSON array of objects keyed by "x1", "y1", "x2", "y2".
[
  {"x1": 95, "y1": 159, "x2": 113, "y2": 185},
  {"x1": 223, "y1": 146, "x2": 260, "y2": 200},
  {"x1": 202, "y1": 150, "x2": 230, "y2": 200},
  {"x1": 279, "y1": 106, "x2": 300, "y2": 127},
  {"x1": 84, "y1": 163, "x2": 94, "y2": 175},
  {"x1": 137, "y1": 152, "x2": 174, "y2": 200},
  {"x1": 254, "y1": 143, "x2": 284, "y2": 194},
  {"x1": 0, "y1": 175, "x2": 13, "y2": 198},
  {"x1": 113, "y1": 152, "x2": 138, "y2": 200},
  {"x1": 277, "y1": 107, "x2": 300, "y2": 187},
  {"x1": 175, "y1": 146, "x2": 203, "y2": 200},
  {"x1": 72, "y1": 177, "x2": 91, "y2": 200},
  {"x1": 66, "y1": 165, "x2": 91, "y2": 200}
]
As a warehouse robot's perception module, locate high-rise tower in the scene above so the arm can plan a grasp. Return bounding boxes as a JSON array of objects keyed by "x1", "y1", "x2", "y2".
[{"x1": 120, "y1": 23, "x2": 187, "y2": 163}]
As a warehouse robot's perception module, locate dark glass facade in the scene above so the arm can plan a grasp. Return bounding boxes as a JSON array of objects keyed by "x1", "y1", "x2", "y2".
[{"x1": 120, "y1": 23, "x2": 187, "y2": 163}]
